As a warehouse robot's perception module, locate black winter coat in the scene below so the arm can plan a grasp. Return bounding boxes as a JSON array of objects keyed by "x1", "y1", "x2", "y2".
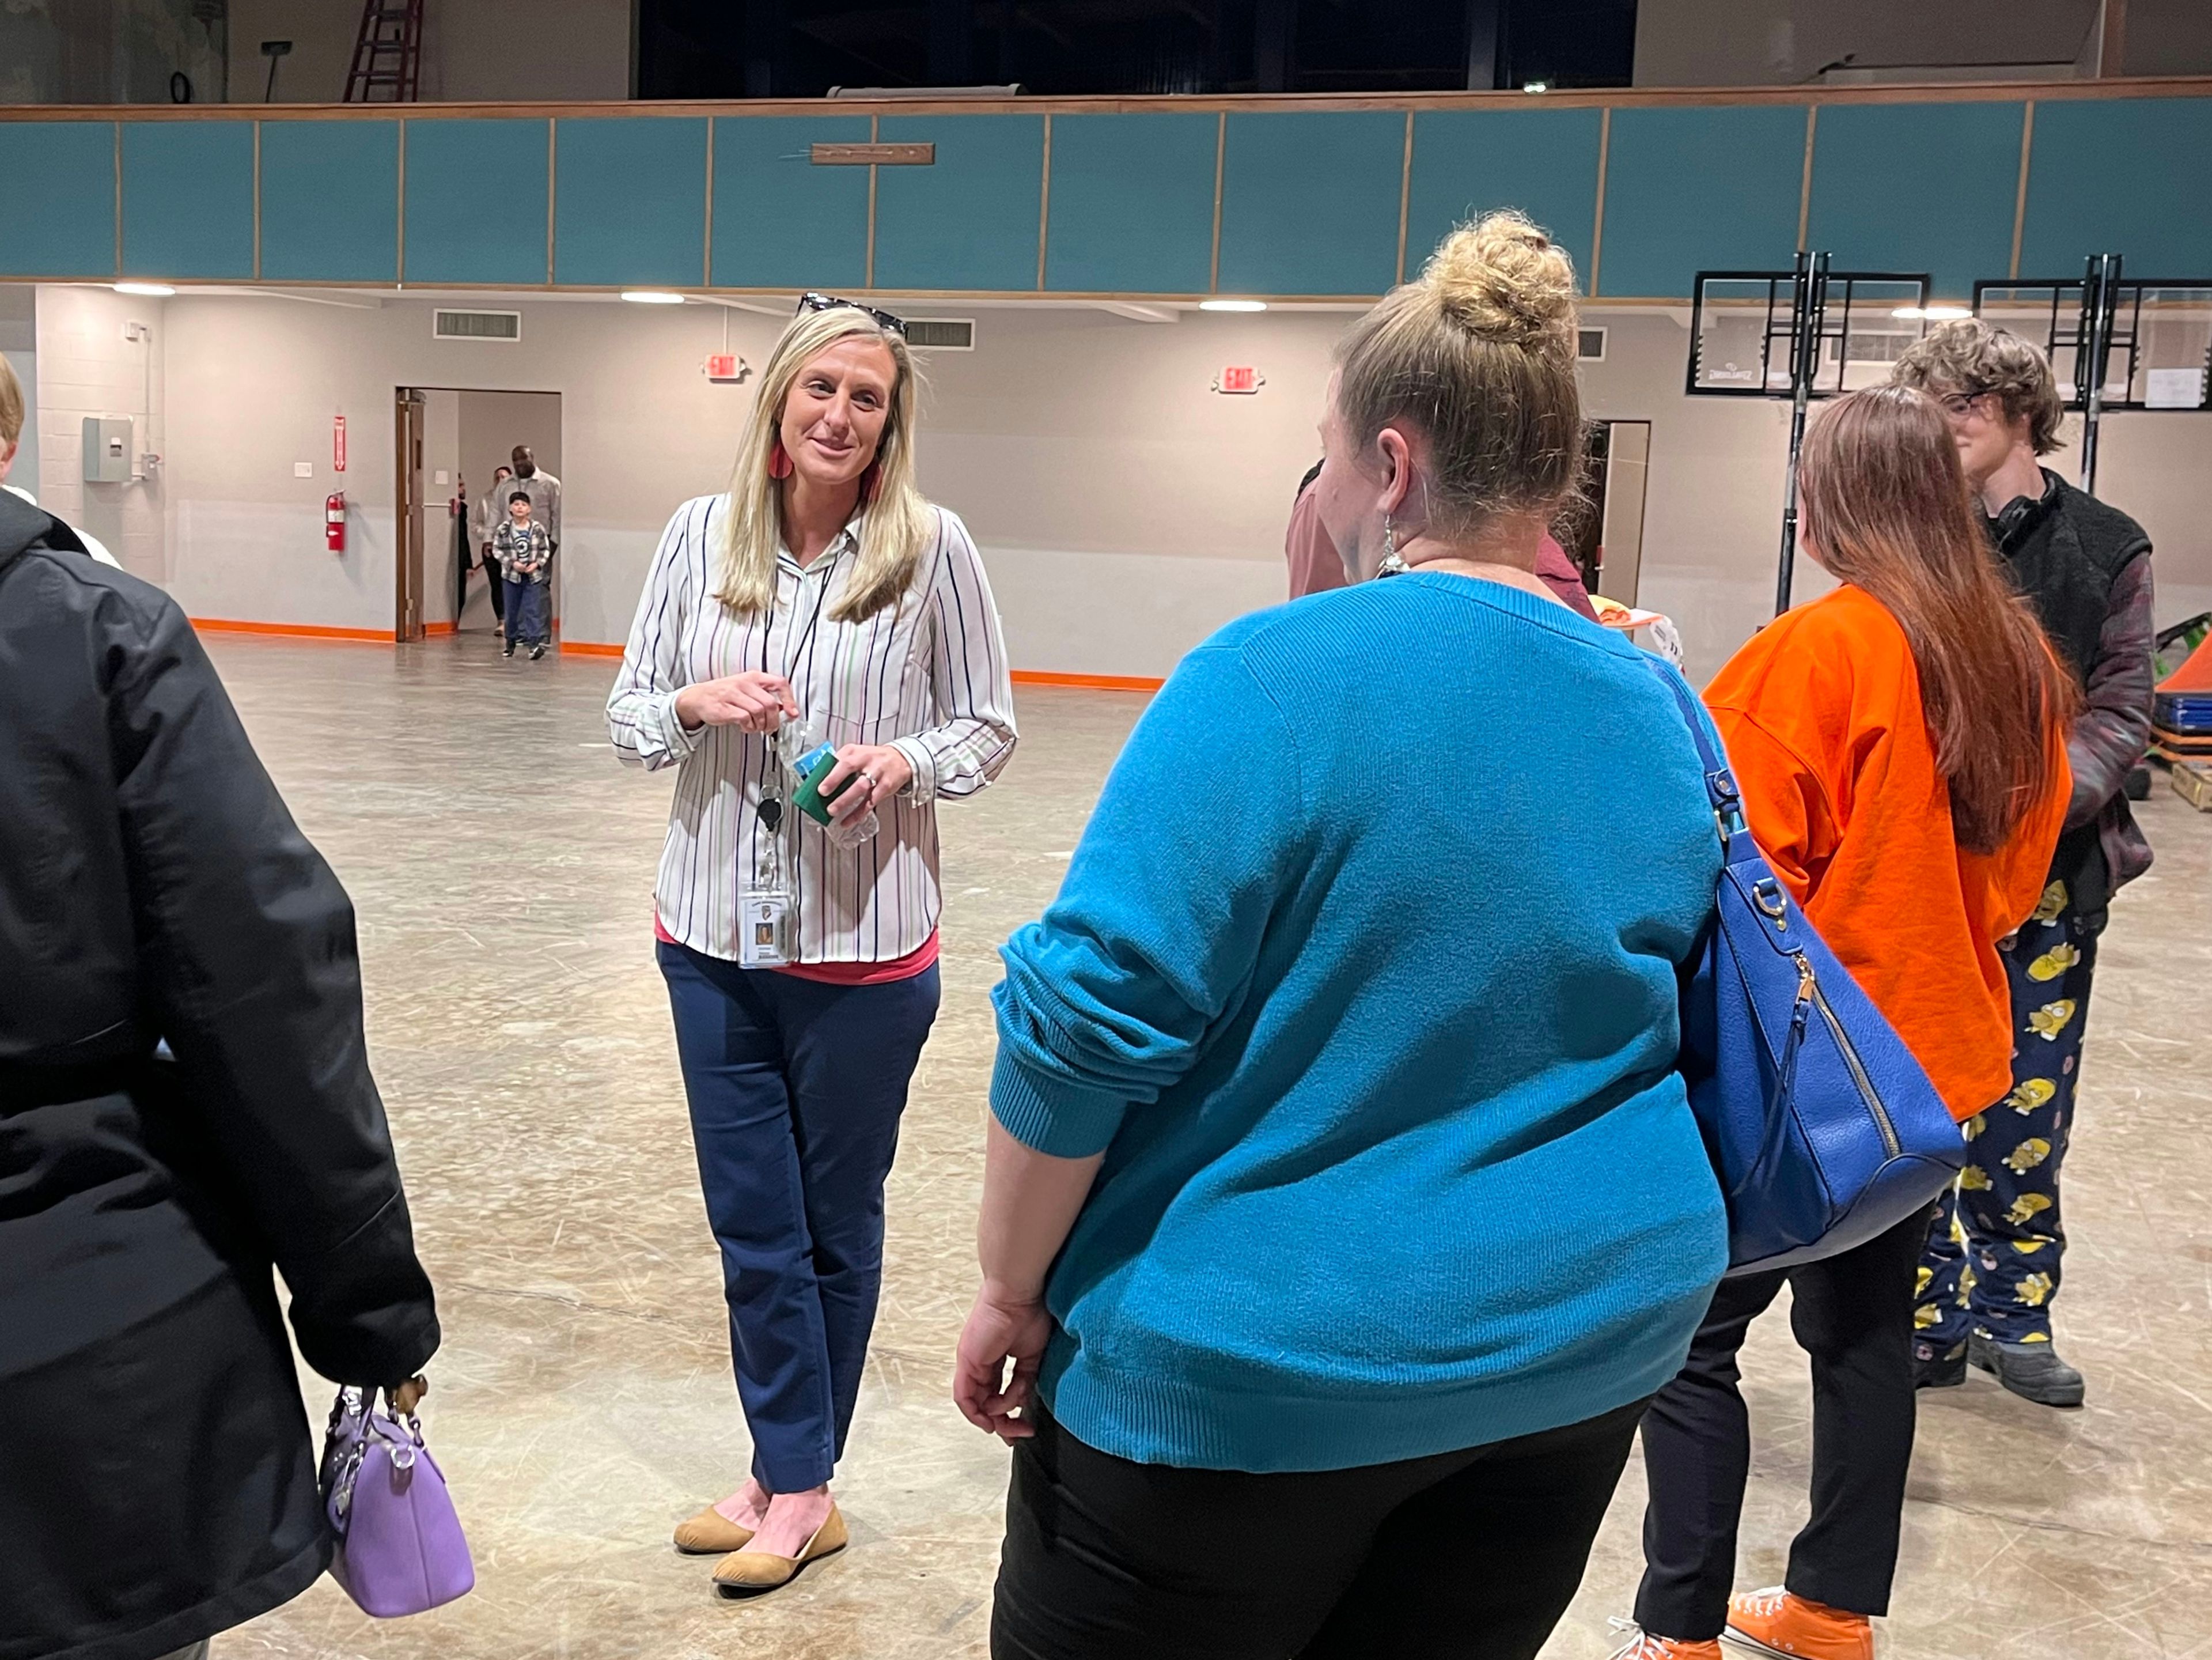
[{"x1": 0, "y1": 492, "x2": 440, "y2": 1660}]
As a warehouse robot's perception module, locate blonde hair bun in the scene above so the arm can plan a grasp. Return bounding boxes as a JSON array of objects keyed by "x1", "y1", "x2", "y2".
[{"x1": 1421, "y1": 211, "x2": 1577, "y2": 352}]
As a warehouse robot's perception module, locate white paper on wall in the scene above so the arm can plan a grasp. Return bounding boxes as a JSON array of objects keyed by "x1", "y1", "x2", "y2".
[{"x1": 2145, "y1": 368, "x2": 2206, "y2": 409}]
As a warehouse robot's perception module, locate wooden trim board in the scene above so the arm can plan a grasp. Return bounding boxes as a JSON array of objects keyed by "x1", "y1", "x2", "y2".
[{"x1": 14, "y1": 76, "x2": 2212, "y2": 122}]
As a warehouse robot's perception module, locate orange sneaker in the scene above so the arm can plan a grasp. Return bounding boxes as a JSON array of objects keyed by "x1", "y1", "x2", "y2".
[
  {"x1": 1724, "y1": 1588, "x2": 1873, "y2": 1660},
  {"x1": 1606, "y1": 1620, "x2": 1724, "y2": 1659}
]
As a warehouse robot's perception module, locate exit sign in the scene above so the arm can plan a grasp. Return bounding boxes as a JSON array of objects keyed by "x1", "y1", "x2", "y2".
[
  {"x1": 706, "y1": 354, "x2": 744, "y2": 382},
  {"x1": 1214, "y1": 365, "x2": 1263, "y2": 395}
]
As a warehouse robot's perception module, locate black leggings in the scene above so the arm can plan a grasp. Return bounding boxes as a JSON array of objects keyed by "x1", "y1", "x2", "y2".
[
  {"x1": 1634, "y1": 1209, "x2": 1925, "y2": 1640},
  {"x1": 991, "y1": 1397, "x2": 1649, "y2": 1660}
]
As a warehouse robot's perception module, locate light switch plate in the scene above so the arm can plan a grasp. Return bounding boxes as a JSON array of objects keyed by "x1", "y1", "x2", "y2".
[{"x1": 294, "y1": 461, "x2": 313, "y2": 478}]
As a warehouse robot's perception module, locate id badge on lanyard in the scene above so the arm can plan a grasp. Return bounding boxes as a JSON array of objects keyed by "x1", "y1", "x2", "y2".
[{"x1": 740, "y1": 796, "x2": 794, "y2": 968}]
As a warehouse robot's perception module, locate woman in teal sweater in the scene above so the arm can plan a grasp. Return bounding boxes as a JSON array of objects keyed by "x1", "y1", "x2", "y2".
[{"x1": 955, "y1": 214, "x2": 1730, "y2": 1660}]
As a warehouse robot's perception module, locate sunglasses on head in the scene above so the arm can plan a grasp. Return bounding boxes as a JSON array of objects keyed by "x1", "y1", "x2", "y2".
[{"x1": 795, "y1": 292, "x2": 908, "y2": 337}]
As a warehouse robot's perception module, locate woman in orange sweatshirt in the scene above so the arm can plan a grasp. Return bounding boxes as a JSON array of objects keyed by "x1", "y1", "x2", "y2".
[{"x1": 1619, "y1": 385, "x2": 2075, "y2": 1660}]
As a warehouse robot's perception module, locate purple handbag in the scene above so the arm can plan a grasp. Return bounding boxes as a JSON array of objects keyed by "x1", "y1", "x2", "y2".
[{"x1": 319, "y1": 1387, "x2": 475, "y2": 1617}]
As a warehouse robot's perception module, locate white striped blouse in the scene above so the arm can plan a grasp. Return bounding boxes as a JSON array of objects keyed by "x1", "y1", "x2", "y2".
[{"x1": 607, "y1": 494, "x2": 1018, "y2": 965}]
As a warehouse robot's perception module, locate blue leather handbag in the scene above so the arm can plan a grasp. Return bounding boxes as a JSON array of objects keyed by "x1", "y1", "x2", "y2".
[{"x1": 1645, "y1": 658, "x2": 1967, "y2": 1275}]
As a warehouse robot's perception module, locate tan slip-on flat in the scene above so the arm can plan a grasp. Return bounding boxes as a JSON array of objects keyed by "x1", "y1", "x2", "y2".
[
  {"x1": 673, "y1": 1504, "x2": 757, "y2": 1555},
  {"x1": 711, "y1": 1503, "x2": 849, "y2": 1597}
]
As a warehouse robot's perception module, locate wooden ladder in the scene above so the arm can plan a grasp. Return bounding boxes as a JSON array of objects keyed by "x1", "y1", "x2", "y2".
[{"x1": 344, "y1": 0, "x2": 425, "y2": 102}]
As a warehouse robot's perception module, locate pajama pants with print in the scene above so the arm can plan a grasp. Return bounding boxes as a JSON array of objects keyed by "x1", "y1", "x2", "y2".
[{"x1": 1915, "y1": 878, "x2": 2100, "y2": 1352}]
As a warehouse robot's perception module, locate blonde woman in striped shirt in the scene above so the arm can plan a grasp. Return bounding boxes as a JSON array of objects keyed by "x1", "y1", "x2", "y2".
[{"x1": 608, "y1": 296, "x2": 1016, "y2": 1595}]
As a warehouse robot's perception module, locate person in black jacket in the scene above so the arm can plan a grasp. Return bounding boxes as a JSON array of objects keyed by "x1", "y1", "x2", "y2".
[
  {"x1": 0, "y1": 489, "x2": 440, "y2": 1660},
  {"x1": 1894, "y1": 319, "x2": 2154, "y2": 1409}
]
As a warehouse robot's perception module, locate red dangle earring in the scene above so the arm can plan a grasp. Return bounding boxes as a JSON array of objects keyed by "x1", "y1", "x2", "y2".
[{"x1": 768, "y1": 439, "x2": 794, "y2": 480}]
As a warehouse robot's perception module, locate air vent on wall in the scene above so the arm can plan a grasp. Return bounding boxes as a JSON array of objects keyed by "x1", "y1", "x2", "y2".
[
  {"x1": 904, "y1": 317, "x2": 975, "y2": 350},
  {"x1": 433, "y1": 309, "x2": 522, "y2": 342},
  {"x1": 1577, "y1": 326, "x2": 1607, "y2": 362}
]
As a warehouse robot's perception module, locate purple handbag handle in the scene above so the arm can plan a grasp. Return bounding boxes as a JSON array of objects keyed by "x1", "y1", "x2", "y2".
[{"x1": 321, "y1": 1387, "x2": 475, "y2": 1618}]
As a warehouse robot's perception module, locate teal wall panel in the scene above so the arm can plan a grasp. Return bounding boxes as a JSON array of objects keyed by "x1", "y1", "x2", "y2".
[
  {"x1": 711, "y1": 116, "x2": 870, "y2": 291},
  {"x1": 555, "y1": 117, "x2": 707, "y2": 288},
  {"x1": 260, "y1": 120, "x2": 398, "y2": 282},
  {"x1": 0, "y1": 123, "x2": 114, "y2": 278},
  {"x1": 1044, "y1": 113, "x2": 1216, "y2": 294},
  {"x1": 1406, "y1": 107, "x2": 1602, "y2": 286},
  {"x1": 1598, "y1": 105, "x2": 1808, "y2": 297},
  {"x1": 1808, "y1": 103, "x2": 2021, "y2": 298},
  {"x1": 403, "y1": 118, "x2": 548, "y2": 286},
  {"x1": 2022, "y1": 99, "x2": 2212, "y2": 275},
  {"x1": 1219, "y1": 111, "x2": 1403, "y2": 296},
  {"x1": 122, "y1": 121, "x2": 252, "y2": 279},
  {"x1": 874, "y1": 115, "x2": 1045, "y2": 291}
]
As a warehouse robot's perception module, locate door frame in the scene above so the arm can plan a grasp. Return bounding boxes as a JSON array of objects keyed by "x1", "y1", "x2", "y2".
[
  {"x1": 408, "y1": 384, "x2": 564, "y2": 641},
  {"x1": 1597, "y1": 419, "x2": 1653, "y2": 607},
  {"x1": 394, "y1": 387, "x2": 427, "y2": 641}
]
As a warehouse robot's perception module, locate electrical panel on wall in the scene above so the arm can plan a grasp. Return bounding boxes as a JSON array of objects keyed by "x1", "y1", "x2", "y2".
[{"x1": 82, "y1": 417, "x2": 132, "y2": 483}]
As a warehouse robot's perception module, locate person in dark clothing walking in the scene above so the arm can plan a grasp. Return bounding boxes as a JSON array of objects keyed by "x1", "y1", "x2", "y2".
[
  {"x1": 1895, "y1": 319, "x2": 2156, "y2": 1408},
  {"x1": 0, "y1": 489, "x2": 441, "y2": 1660}
]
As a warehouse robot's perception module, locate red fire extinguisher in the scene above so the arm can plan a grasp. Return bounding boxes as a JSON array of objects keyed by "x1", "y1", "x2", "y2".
[{"x1": 325, "y1": 491, "x2": 347, "y2": 553}]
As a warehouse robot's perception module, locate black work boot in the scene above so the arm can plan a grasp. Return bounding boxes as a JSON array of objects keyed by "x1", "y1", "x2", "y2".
[
  {"x1": 1913, "y1": 1338, "x2": 1966, "y2": 1389},
  {"x1": 1969, "y1": 1331, "x2": 2085, "y2": 1407}
]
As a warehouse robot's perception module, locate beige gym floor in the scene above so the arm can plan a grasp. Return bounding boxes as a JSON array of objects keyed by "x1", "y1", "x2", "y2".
[{"x1": 202, "y1": 633, "x2": 2211, "y2": 1660}]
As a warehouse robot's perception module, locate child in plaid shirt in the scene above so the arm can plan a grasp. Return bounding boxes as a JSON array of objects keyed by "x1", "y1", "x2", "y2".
[{"x1": 494, "y1": 491, "x2": 552, "y2": 660}]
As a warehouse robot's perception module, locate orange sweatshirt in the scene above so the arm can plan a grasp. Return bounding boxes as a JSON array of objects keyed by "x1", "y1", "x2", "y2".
[{"x1": 1703, "y1": 585, "x2": 2070, "y2": 1120}]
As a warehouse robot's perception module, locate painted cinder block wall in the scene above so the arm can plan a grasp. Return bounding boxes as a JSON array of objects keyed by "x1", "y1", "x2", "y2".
[{"x1": 37, "y1": 283, "x2": 2210, "y2": 683}]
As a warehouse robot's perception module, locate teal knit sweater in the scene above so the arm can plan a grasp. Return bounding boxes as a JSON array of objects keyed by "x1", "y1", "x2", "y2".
[{"x1": 991, "y1": 572, "x2": 1731, "y2": 1472}]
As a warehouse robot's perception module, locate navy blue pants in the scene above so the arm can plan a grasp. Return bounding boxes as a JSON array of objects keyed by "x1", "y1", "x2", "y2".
[
  {"x1": 502, "y1": 576, "x2": 548, "y2": 647},
  {"x1": 658, "y1": 940, "x2": 939, "y2": 1492}
]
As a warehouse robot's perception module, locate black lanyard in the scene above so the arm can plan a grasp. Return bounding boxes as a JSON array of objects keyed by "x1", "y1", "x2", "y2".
[{"x1": 755, "y1": 549, "x2": 840, "y2": 844}]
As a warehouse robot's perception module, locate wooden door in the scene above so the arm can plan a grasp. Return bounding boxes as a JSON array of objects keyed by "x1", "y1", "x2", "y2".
[
  {"x1": 1599, "y1": 421, "x2": 1652, "y2": 607},
  {"x1": 395, "y1": 388, "x2": 427, "y2": 641}
]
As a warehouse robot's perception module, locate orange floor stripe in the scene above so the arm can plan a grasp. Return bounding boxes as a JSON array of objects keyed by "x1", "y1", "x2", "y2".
[
  {"x1": 1010, "y1": 669, "x2": 1164, "y2": 692},
  {"x1": 191, "y1": 617, "x2": 399, "y2": 643},
  {"x1": 184, "y1": 622, "x2": 1164, "y2": 690},
  {"x1": 189, "y1": 618, "x2": 461, "y2": 642}
]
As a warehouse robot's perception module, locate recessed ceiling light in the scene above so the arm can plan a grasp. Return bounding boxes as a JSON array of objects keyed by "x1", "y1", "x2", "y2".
[
  {"x1": 621, "y1": 290, "x2": 685, "y2": 305},
  {"x1": 1892, "y1": 305, "x2": 1972, "y2": 321},
  {"x1": 115, "y1": 281, "x2": 175, "y2": 297},
  {"x1": 1199, "y1": 298, "x2": 1267, "y2": 312}
]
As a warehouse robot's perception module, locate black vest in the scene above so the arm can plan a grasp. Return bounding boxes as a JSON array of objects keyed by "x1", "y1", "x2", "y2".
[
  {"x1": 1987, "y1": 470, "x2": 2147, "y2": 682},
  {"x1": 1985, "y1": 468, "x2": 2151, "y2": 917}
]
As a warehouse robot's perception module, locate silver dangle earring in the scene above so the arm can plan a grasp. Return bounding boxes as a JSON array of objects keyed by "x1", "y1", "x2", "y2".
[{"x1": 1377, "y1": 513, "x2": 1408, "y2": 577}]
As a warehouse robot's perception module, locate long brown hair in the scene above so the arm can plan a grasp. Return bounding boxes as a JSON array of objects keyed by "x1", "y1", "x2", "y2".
[{"x1": 1797, "y1": 385, "x2": 2078, "y2": 854}]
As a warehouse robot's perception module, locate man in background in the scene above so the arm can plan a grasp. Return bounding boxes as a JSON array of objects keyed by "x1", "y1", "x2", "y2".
[
  {"x1": 1894, "y1": 318, "x2": 2154, "y2": 1409},
  {"x1": 507, "y1": 444, "x2": 561, "y2": 557}
]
